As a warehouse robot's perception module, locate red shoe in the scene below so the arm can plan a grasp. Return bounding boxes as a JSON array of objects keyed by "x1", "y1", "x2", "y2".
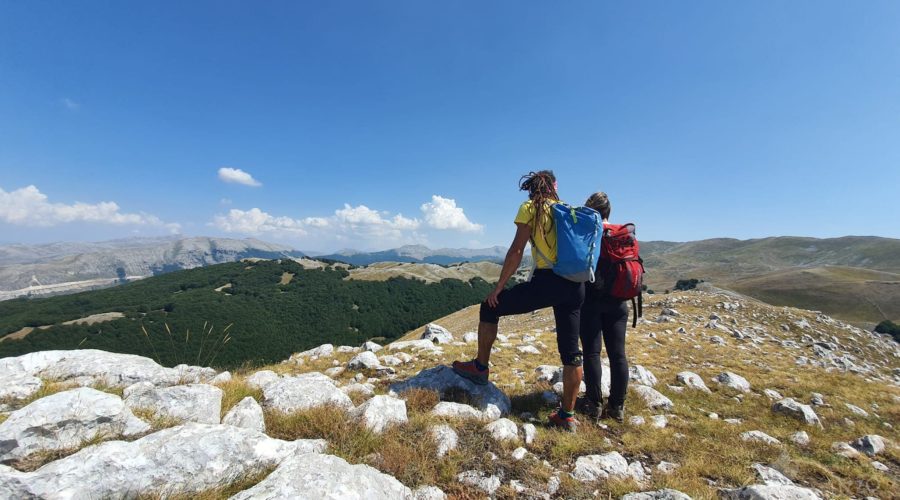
[
  {"x1": 452, "y1": 359, "x2": 489, "y2": 385},
  {"x1": 548, "y1": 410, "x2": 578, "y2": 433}
]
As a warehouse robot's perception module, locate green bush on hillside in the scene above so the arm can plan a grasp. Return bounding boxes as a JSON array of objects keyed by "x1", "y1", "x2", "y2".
[
  {"x1": 874, "y1": 320, "x2": 900, "y2": 343},
  {"x1": 674, "y1": 278, "x2": 704, "y2": 291}
]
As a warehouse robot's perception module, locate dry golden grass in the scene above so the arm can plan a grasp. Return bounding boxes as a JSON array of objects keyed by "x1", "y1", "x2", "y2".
[
  {"x1": 216, "y1": 378, "x2": 262, "y2": 418},
  {"x1": 130, "y1": 408, "x2": 182, "y2": 433},
  {"x1": 137, "y1": 467, "x2": 276, "y2": 500},
  {"x1": 10, "y1": 432, "x2": 109, "y2": 472}
]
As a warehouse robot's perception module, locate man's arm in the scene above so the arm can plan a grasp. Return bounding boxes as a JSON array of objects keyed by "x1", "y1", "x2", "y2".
[{"x1": 485, "y1": 223, "x2": 532, "y2": 307}]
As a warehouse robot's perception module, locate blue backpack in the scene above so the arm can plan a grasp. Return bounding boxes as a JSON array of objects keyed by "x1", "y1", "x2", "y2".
[{"x1": 532, "y1": 203, "x2": 603, "y2": 283}]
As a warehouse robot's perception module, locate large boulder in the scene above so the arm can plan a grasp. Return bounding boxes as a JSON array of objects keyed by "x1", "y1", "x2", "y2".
[
  {"x1": 349, "y1": 395, "x2": 408, "y2": 433},
  {"x1": 389, "y1": 365, "x2": 511, "y2": 416},
  {"x1": 0, "y1": 373, "x2": 43, "y2": 401},
  {"x1": 572, "y1": 452, "x2": 630, "y2": 481},
  {"x1": 263, "y1": 372, "x2": 353, "y2": 413},
  {"x1": 347, "y1": 351, "x2": 381, "y2": 371},
  {"x1": 850, "y1": 435, "x2": 886, "y2": 456},
  {"x1": 223, "y1": 397, "x2": 266, "y2": 433},
  {"x1": 421, "y1": 324, "x2": 454, "y2": 344},
  {"x1": 125, "y1": 383, "x2": 223, "y2": 424},
  {"x1": 0, "y1": 423, "x2": 325, "y2": 499},
  {"x1": 230, "y1": 452, "x2": 411, "y2": 499},
  {"x1": 0, "y1": 388, "x2": 149, "y2": 464},
  {"x1": 772, "y1": 398, "x2": 823, "y2": 428}
]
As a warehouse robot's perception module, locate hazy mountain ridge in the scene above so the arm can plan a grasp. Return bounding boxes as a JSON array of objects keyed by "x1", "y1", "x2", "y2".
[{"x1": 0, "y1": 237, "x2": 304, "y2": 296}]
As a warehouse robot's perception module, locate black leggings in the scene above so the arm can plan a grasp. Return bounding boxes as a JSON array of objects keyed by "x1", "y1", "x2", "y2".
[
  {"x1": 579, "y1": 292, "x2": 629, "y2": 407},
  {"x1": 480, "y1": 269, "x2": 585, "y2": 366}
]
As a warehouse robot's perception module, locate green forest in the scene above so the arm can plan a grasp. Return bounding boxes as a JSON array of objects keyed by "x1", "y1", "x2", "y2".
[{"x1": 0, "y1": 260, "x2": 494, "y2": 369}]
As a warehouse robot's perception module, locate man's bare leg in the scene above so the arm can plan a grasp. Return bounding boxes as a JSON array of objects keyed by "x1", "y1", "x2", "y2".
[
  {"x1": 561, "y1": 365, "x2": 583, "y2": 413},
  {"x1": 476, "y1": 321, "x2": 498, "y2": 366}
]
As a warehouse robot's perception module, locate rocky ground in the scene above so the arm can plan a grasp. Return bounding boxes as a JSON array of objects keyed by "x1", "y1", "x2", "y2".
[{"x1": 0, "y1": 290, "x2": 897, "y2": 499}]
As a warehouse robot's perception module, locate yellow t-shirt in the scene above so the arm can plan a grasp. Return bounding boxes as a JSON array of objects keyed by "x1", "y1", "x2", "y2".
[{"x1": 515, "y1": 200, "x2": 558, "y2": 269}]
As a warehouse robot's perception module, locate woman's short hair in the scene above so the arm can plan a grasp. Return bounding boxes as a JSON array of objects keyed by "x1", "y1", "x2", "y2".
[{"x1": 585, "y1": 191, "x2": 611, "y2": 219}]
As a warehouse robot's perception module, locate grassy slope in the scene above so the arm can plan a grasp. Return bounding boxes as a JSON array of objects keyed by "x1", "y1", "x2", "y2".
[{"x1": 215, "y1": 291, "x2": 898, "y2": 499}]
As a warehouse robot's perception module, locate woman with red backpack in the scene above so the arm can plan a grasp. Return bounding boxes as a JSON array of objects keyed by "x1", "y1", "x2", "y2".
[{"x1": 577, "y1": 191, "x2": 643, "y2": 423}]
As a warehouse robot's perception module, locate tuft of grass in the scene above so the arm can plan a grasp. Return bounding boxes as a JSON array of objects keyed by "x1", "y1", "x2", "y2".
[
  {"x1": 0, "y1": 413, "x2": 8, "y2": 425},
  {"x1": 11, "y1": 432, "x2": 109, "y2": 472},
  {"x1": 137, "y1": 466, "x2": 276, "y2": 500},
  {"x1": 398, "y1": 388, "x2": 440, "y2": 414},
  {"x1": 217, "y1": 379, "x2": 262, "y2": 419},
  {"x1": 130, "y1": 408, "x2": 182, "y2": 433},
  {"x1": 264, "y1": 405, "x2": 382, "y2": 461}
]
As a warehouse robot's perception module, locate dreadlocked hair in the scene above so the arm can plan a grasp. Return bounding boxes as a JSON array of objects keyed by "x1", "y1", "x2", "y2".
[{"x1": 519, "y1": 170, "x2": 558, "y2": 244}]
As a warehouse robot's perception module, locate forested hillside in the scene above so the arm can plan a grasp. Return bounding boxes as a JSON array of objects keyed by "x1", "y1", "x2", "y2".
[{"x1": 0, "y1": 260, "x2": 493, "y2": 369}]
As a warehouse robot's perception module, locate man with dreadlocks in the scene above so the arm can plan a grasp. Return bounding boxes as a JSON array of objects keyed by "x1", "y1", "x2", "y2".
[{"x1": 453, "y1": 170, "x2": 586, "y2": 431}]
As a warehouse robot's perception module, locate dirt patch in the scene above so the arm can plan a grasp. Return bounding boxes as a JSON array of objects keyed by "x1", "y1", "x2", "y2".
[
  {"x1": 61, "y1": 312, "x2": 125, "y2": 326},
  {"x1": 1, "y1": 327, "x2": 34, "y2": 342},
  {"x1": 214, "y1": 283, "x2": 233, "y2": 292},
  {"x1": 280, "y1": 272, "x2": 295, "y2": 285}
]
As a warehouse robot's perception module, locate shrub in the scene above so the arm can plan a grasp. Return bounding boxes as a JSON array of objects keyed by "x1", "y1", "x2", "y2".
[
  {"x1": 674, "y1": 278, "x2": 703, "y2": 291},
  {"x1": 874, "y1": 320, "x2": 900, "y2": 343}
]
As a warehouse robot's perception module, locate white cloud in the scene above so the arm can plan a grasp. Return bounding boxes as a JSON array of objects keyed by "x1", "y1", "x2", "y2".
[
  {"x1": 217, "y1": 167, "x2": 262, "y2": 187},
  {"x1": 0, "y1": 185, "x2": 180, "y2": 232},
  {"x1": 420, "y1": 195, "x2": 483, "y2": 232},
  {"x1": 211, "y1": 203, "x2": 423, "y2": 248},
  {"x1": 61, "y1": 98, "x2": 80, "y2": 111}
]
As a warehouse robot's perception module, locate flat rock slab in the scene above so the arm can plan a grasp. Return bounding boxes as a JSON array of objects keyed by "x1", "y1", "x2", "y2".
[
  {"x1": 0, "y1": 423, "x2": 325, "y2": 499},
  {"x1": 572, "y1": 452, "x2": 630, "y2": 481},
  {"x1": 389, "y1": 365, "x2": 511, "y2": 416},
  {"x1": 0, "y1": 387, "x2": 149, "y2": 464},
  {"x1": 125, "y1": 383, "x2": 223, "y2": 424},
  {"x1": 0, "y1": 372, "x2": 43, "y2": 401},
  {"x1": 263, "y1": 372, "x2": 353, "y2": 413},
  {"x1": 229, "y1": 452, "x2": 411, "y2": 499}
]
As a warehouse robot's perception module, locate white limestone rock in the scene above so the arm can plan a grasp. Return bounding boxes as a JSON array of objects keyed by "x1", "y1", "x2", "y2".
[
  {"x1": 752, "y1": 463, "x2": 793, "y2": 485},
  {"x1": 430, "y1": 424, "x2": 458, "y2": 457},
  {"x1": 741, "y1": 431, "x2": 781, "y2": 446},
  {"x1": 0, "y1": 373, "x2": 42, "y2": 401},
  {"x1": 387, "y1": 339, "x2": 443, "y2": 353},
  {"x1": 517, "y1": 345, "x2": 541, "y2": 355},
  {"x1": 296, "y1": 343, "x2": 335, "y2": 359},
  {"x1": 655, "y1": 462, "x2": 680, "y2": 475},
  {"x1": 714, "y1": 372, "x2": 751, "y2": 392},
  {"x1": 222, "y1": 397, "x2": 265, "y2": 433},
  {"x1": 676, "y1": 371, "x2": 711, "y2": 393},
  {"x1": 462, "y1": 332, "x2": 478, "y2": 343},
  {"x1": 633, "y1": 385, "x2": 674, "y2": 411},
  {"x1": 850, "y1": 435, "x2": 886, "y2": 457},
  {"x1": 535, "y1": 365, "x2": 562, "y2": 384},
  {"x1": 457, "y1": 470, "x2": 501, "y2": 495},
  {"x1": 484, "y1": 418, "x2": 519, "y2": 442},
  {"x1": 832, "y1": 441, "x2": 860, "y2": 458},
  {"x1": 722, "y1": 484, "x2": 822, "y2": 500},
  {"x1": 0, "y1": 423, "x2": 325, "y2": 499},
  {"x1": 349, "y1": 395, "x2": 408, "y2": 433},
  {"x1": 125, "y1": 383, "x2": 223, "y2": 424},
  {"x1": 230, "y1": 452, "x2": 411, "y2": 499},
  {"x1": 211, "y1": 371, "x2": 233, "y2": 384},
  {"x1": 790, "y1": 431, "x2": 810, "y2": 446},
  {"x1": 772, "y1": 398, "x2": 823, "y2": 428},
  {"x1": 263, "y1": 372, "x2": 353, "y2": 413},
  {"x1": 763, "y1": 389, "x2": 784, "y2": 401},
  {"x1": 844, "y1": 403, "x2": 869, "y2": 417},
  {"x1": 421, "y1": 323, "x2": 454, "y2": 344},
  {"x1": 523, "y1": 423, "x2": 537, "y2": 445},
  {"x1": 650, "y1": 415, "x2": 669, "y2": 429},
  {"x1": 414, "y1": 485, "x2": 448, "y2": 500},
  {"x1": 0, "y1": 350, "x2": 187, "y2": 389},
  {"x1": 572, "y1": 451, "x2": 630, "y2": 481},
  {"x1": 511, "y1": 447, "x2": 528, "y2": 460},
  {"x1": 361, "y1": 341, "x2": 383, "y2": 352},
  {"x1": 630, "y1": 365, "x2": 658, "y2": 387},
  {"x1": 431, "y1": 401, "x2": 494, "y2": 421},
  {"x1": 621, "y1": 489, "x2": 692, "y2": 500},
  {"x1": 341, "y1": 383, "x2": 375, "y2": 397},
  {"x1": 389, "y1": 365, "x2": 511, "y2": 416},
  {"x1": 347, "y1": 351, "x2": 381, "y2": 371},
  {"x1": 246, "y1": 370, "x2": 280, "y2": 390},
  {"x1": 0, "y1": 387, "x2": 149, "y2": 464}
]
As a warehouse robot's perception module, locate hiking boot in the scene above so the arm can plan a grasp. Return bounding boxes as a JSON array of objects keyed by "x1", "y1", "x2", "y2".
[
  {"x1": 548, "y1": 410, "x2": 579, "y2": 433},
  {"x1": 451, "y1": 359, "x2": 489, "y2": 385},
  {"x1": 575, "y1": 397, "x2": 602, "y2": 420},
  {"x1": 602, "y1": 404, "x2": 625, "y2": 424}
]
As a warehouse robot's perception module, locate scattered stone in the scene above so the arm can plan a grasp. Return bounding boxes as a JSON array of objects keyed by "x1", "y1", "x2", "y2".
[
  {"x1": 572, "y1": 452, "x2": 629, "y2": 481},
  {"x1": 714, "y1": 372, "x2": 751, "y2": 392},
  {"x1": 630, "y1": 416, "x2": 646, "y2": 426},
  {"x1": 431, "y1": 401, "x2": 492, "y2": 421},
  {"x1": 414, "y1": 485, "x2": 447, "y2": 500},
  {"x1": 772, "y1": 398, "x2": 822, "y2": 428},
  {"x1": 650, "y1": 415, "x2": 668, "y2": 428},
  {"x1": 349, "y1": 395, "x2": 407, "y2": 433},
  {"x1": 871, "y1": 461, "x2": 889, "y2": 472},
  {"x1": 535, "y1": 365, "x2": 562, "y2": 383},
  {"x1": 523, "y1": 423, "x2": 537, "y2": 445},
  {"x1": 421, "y1": 324, "x2": 454, "y2": 344},
  {"x1": 430, "y1": 424, "x2": 458, "y2": 457},
  {"x1": 810, "y1": 393, "x2": 826, "y2": 406},
  {"x1": 630, "y1": 365, "x2": 658, "y2": 387},
  {"x1": 0, "y1": 388, "x2": 149, "y2": 464},
  {"x1": 341, "y1": 383, "x2": 375, "y2": 397},
  {"x1": 845, "y1": 403, "x2": 869, "y2": 418},
  {"x1": 676, "y1": 371, "x2": 711, "y2": 393},
  {"x1": 231, "y1": 452, "x2": 410, "y2": 499},
  {"x1": 263, "y1": 372, "x2": 353, "y2": 413},
  {"x1": 741, "y1": 431, "x2": 781, "y2": 446},
  {"x1": 790, "y1": 431, "x2": 810, "y2": 446},
  {"x1": 324, "y1": 367, "x2": 345, "y2": 378},
  {"x1": 752, "y1": 463, "x2": 793, "y2": 485},
  {"x1": 724, "y1": 418, "x2": 742, "y2": 425},
  {"x1": 511, "y1": 447, "x2": 528, "y2": 460},
  {"x1": 457, "y1": 470, "x2": 501, "y2": 495},
  {"x1": 347, "y1": 351, "x2": 381, "y2": 371},
  {"x1": 361, "y1": 341, "x2": 383, "y2": 352},
  {"x1": 621, "y1": 489, "x2": 692, "y2": 500},
  {"x1": 387, "y1": 339, "x2": 443, "y2": 353},
  {"x1": 0, "y1": 423, "x2": 325, "y2": 499},
  {"x1": 462, "y1": 332, "x2": 478, "y2": 344},
  {"x1": 389, "y1": 365, "x2": 511, "y2": 416},
  {"x1": 656, "y1": 462, "x2": 680, "y2": 474},
  {"x1": 710, "y1": 335, "x2": 726, "y2": 345},
  {"x1": 517, "y1": 345, "x2": 541, "y2": 355},
  {"x1": 850, "y1": 435, "x2": 886, "y2": 457},
  {"x1": 763, "y1": 389, "x2": 783, "y2": 401},
  {"x1": 125, "y1": 383, "x2": 223, "y2": 425},
  {"x1": 336, "y1": 345, "x2": 357, "y2": 354},
  {"x1": 722, "y1": 484, "x2": 822, "y2": 500},
  {"x1": 831, "y1": 441, "x2": 860, "y2": 458},
  {"x1": 296, "y1": 343, "x2": 335, "y2": 359},
  {"x1": 222, "y1": 397, "x2": 265, "y2": 433},
  {"x1": 484, "y1": 418, "x2": 519, "y2": 442},
  {"x1": 210, "y1": 371, "x2": 232, "y2": 384},
  {"x1": 632, "y1": 385, "x2": 674, "y2": 411}
]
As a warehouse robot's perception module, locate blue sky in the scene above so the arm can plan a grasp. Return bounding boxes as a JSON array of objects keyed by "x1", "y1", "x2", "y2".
[{"x1": 2, "y1": 1, "x2": 898, "y2": 251}]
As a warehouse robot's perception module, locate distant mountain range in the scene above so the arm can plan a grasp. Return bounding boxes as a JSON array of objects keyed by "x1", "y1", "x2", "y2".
[
  {"x1": 316, "y1": 244, "x2": 508, "y2": 266},
  {"x1": 0, "y1": 237, "x2": 304, "y2": 299}
]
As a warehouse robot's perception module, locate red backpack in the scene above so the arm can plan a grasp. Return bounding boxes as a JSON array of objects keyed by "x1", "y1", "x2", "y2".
[{"x1": 595, "y1": 223, "x2": 645, "y2": 327}]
